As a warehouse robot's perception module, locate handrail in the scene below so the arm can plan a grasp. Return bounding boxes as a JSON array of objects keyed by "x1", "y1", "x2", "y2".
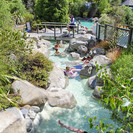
[{"x1": 42, "y1": 22, "x2": 68, "y2": 25}]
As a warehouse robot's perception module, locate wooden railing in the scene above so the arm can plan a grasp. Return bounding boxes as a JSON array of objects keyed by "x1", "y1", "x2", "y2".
[
  {"x1": 96, "y1": 23, "x2": 133, "y2": 48},
  {"x1": 35, "y1": 22, "x2": 79, "y2": 39}
]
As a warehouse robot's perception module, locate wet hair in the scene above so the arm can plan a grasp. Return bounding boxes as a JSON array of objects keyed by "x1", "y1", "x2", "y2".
[{"x1": 83, "y1": 131, "x2": 88, "y2": 133}]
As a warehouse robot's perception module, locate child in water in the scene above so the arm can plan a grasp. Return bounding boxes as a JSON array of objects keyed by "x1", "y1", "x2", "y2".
[{"x1": 65, "y1": 66, "x2": 81, "y2": 78}]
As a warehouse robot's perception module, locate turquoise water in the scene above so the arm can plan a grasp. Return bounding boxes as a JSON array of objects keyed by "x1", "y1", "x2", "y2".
[
  {"x1": 77, "y1": 20, "x2": 94, "y2": 29},
  {"x1": 32, "y1": 43, "x2": 120, "y2": 133}
]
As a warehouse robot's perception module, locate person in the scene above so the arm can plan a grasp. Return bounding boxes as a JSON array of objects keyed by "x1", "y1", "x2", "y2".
[
  {"x1": 58, "y1": 120, "x2": 88, "y2": 133},
  {"x1": 54, "y1": 41, "x2": 60, "y2": 49},
  {"x1": 65, "y1": 66, "x2": 81, "y2": 78},
  {"x1": 81, "y1": 56, "x2": 91, "y2": 64},
  {"x1": 55, "y1": 48, "x2": 60, "y2": 56},
  {"x1": 68, "y1": 15, "x2": 76, "y2": 34},
  {"x1": 78, "y1": 19, "x2": 81, "y2": 25}
]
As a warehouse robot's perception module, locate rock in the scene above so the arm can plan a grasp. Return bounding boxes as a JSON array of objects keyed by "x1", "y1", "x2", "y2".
[
  {"x1": 70, "y1": 52, "x2": 80, "y2": 60},
  {"x1": 12, "y1": 80, "x2": 48, "y2": 106},
  {"x1": 75, "y1": 34, "x2": 92, "y2": 41},
  {"x1": 30, "y1": 106, "x2": 40, "y2": 113},
  {"x1": 47, "y1": 64, "x2": 68, "y2": 91},
  {"x1": 38, "y1": 39, "x2": 52, "y2": 48},
  {"x1": 92, "y1": 86, "x2": 103, "y2": 99},
  {"x1": 80, "y1": 65, "x2": 93, "y2": 78},
  {"x1": 77, "y1": 45, "x2": 88, "y2": 55},
  {"x1": 28, "y1": 110, "x2": 36, "y2": 120},
  {"x1": 47, "y1": 89, "x2": 77, "y2": 108},
  {"x1": 87, "y1": 39, "x2": 96, "y2": 50},
  {"x1": 88, "y1": 75, "x2": 96, "y2": 89},
  {"x1": 69, "y1": 39, "x2": 88, "y2": 51},
  {"x1": 96, "y1": 66, "x2": 111, "y2": 86},
  {"x1": 78, "y1": 31, "x2": 86, "y2": 34},
  {"x1": 0, "y1": 107, "x2": 26, "y2": 133},
  {"x1": 89, "y1": 55, "x2": 112, "y2": 67},
  {"x1": 89, "y1": 48, "x2": 106, "y2": 57},
  {"x1": 25, "y1": 118, "x2": 32, "y2": 132}
]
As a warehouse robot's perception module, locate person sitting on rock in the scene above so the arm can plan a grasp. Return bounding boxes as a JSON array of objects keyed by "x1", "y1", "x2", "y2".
[{"x1": 58, "y1": 120, "x2": 88, "y2": 133}]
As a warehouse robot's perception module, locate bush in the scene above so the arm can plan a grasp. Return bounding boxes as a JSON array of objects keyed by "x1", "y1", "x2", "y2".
[{"x1": 18, "y1": 52, "x2": 53, "y2": 88}]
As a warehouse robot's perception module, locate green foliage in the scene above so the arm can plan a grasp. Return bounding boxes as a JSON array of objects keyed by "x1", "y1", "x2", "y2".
[
  {"x1": 0, "y1": 0, "x2": 12, "y2": 28},
  {"x1": 23, "y1": 12, "x2": 34, "y2": 22},
  {"x1": 35, "y1": 0, "x2": 69, "y2": 22},
  {"x1": 18, "y1": 52, "x2": 53, "y2": 88},
  {"x1": 99, "y1": 48, "x2": 133, "y2": 132},
  {"x1": 99, "y1": 0, "x2": 110, "y2": 13},
  {"x1": 0, "y1": 28, "x2": 29, "y2": 110}
]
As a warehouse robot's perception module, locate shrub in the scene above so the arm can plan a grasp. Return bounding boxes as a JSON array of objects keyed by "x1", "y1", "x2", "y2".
[{"x1": 18, "y1": 52, "x2": 53, "y2": 88}]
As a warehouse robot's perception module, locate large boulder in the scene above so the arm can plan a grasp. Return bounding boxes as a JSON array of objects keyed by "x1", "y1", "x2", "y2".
[
  {"x1": 92, "y1": 86, "x2": 103, "y2": 99},
  {"x1": 69, "y1": 39, "x2": 88, "y2": 51},
  {"x1": 70, "y1": 52, "x2": 80, "y2": 60},
  {"x1": 12, "y1": 80, "x2": 47, "y2": 106},
  {"x1": 0, "y1": 107, "x2": 26, "y2": 133},
  {"x1": 47, "y1": 64, "x2": 68, "y2": 91},
  {"x1": 89, "y1": 48, "x2": 106, "y2": 57},
  {"x1": 88, "y1": 75, "x2": 96, "y2": 89},
  {"x1": 75, "y1": 34, "x2": 92, "y2": 41},
  {"x1": 77, "y1": 45, "x2": 88, "y2": 55},
  {"x1": 47, "y1": 89, "x2": 77, "y2": 108},
  {"x1": 87, "y1": 39, "x2": 96, "y2": 50},
  {"x1": 80, "y1": 65, "x2": 93, "y2": 78},
  {"x1": 95, "y1": 66, "x2": 111, "y2": 86},
  {"x1": 89, "y1": 55, "x2": 112, "y2": 67}
]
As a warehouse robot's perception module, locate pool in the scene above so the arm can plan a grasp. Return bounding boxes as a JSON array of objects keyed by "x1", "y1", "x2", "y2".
[
  {"x1": 77, "y1": 20, "x2": 94, "y2": 29},
  {"x1": 31, "y1": 42, "x2": 120, "y2": 133}
]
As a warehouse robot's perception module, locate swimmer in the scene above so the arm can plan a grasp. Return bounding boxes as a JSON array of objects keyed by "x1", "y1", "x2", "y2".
[{"x1": 58, "y1": 120, "x2": 88, "y2": 133}]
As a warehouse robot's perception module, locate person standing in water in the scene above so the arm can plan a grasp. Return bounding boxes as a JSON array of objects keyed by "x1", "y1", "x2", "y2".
[{"x1": 58, "y1": 120, "x2": 88, "y2": 133}]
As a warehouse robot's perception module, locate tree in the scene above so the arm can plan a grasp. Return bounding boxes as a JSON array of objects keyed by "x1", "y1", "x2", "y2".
[{"x1": 35, "y1": 0, "x2": 69, "y2": 22}]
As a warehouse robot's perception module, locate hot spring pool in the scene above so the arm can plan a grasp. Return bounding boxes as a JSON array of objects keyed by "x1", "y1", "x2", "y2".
[
  {"x1": 77, "y1": 20, "x2": 94, "y2": 29},
  {"x1": 31, "y1": 42, "x2": 120, "y2": 133}
]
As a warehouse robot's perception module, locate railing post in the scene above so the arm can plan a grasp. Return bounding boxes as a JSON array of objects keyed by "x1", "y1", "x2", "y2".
[
  {"x1": 77, "y1": 24, "x2": 79, "y2": 34},
  {"x1": 54, "y1": 26, "x2": 56, "y2": 40},
  {"x1": 60, "y1": 26, "x2": 62, "y2": 33},
  {"x1": 128, "y1": 28, "x2": 133, "y2": 46},
  {"x1": 37, "y1": 25, "x2": 39, "y2": 33},
  {"x1": 98, "y1": 24, "x2": 101, "y2": 40},
  {"x1": 73, "y1": 26, "x2": 75, "y2": 38},
  {"x1": 104, "y1": 24, "x2": 107, "y2": 40},
  {"x1": 45, "y1": 25, "x2": 46, "y2": 32}
]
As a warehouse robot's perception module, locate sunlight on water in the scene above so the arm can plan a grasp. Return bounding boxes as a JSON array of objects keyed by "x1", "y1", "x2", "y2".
[{"x1": 32, "y1": 42, "x2": 120, "y2": 133}]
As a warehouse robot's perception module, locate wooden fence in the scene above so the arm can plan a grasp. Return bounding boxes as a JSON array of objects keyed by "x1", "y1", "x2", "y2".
[
  {"x1": 96, "y1": 23, "x2": 133, "y2": 48},
  {"x1": 35, "y1": 22, "x2": 79, "y2": 39}
]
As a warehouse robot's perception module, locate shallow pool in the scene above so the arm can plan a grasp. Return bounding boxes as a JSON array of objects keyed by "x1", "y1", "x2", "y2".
[
  {"x1": 77, "y1": 21, "x2": 94, "y2": 29},
  {"x1": 32, "y1": 42, "x2": 120, "y2": 133}
]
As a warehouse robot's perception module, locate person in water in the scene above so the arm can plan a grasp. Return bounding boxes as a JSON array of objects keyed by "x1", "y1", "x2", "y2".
[
  {"x1": 65, "y1": 66, "x2": 80, "y2": 78},
  {"x1": 54, "y1": 41, "x2": 60, "y2": 49},
  {"x1": 58, "y1": 120, "x2": 88, "y2": 133},
  {"x1": 55, "y1": 48, "x2": 60, "y2": 55}
]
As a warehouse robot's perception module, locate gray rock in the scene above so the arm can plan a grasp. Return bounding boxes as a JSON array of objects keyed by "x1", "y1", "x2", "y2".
[
  {"x1": 25, "y1": 118, "x2": 32, "y2": 132},
  {"x1": 70, "y1": 52, "x2": 80, "y2": 60},
  {"x1": 0, "y1": 107, "x2": 26, "y2": 133},
  {"x1": 87, "y1": 39, "x2": 96, "y2": 50},
  {"x1": 30, "y1": 106, "x2": 40, "y2": 113},
  {"x1": 28, "y1": 110, "x2": 36, "y2": 120},
  {"x1": 78, "y1": 31, "x2": 86, "y2": 34},
  {"x1": 96, "y1": 66, "x2": 111, "y2": 86},
  {"x1": 92, "y1": 86, "x2": 103, "y2": 99},
  {"x1": 89, "y1": 55, "x2": 112, "y2": 67},
  {"x1": 80, "y1": 65, "x2": 93, "y2": 78},
  {"x1": 77, "y1": 45, "x2": 88, "y2": 55},
  {"x1": 88, "y1": 75, "x2": 96, "y2": 89},
  {"x1": 47, "y1": 89, "x2": 77, "y2": 109},
  {"x1": 47, "y1": 64, "x2": 67, "y2": 91},
  {"x1": 89, "y1": 48, "x2": 106, "y2": 57},
  {"x1": 12, "y1": 80, "x2": 48, "y2": 106}
]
